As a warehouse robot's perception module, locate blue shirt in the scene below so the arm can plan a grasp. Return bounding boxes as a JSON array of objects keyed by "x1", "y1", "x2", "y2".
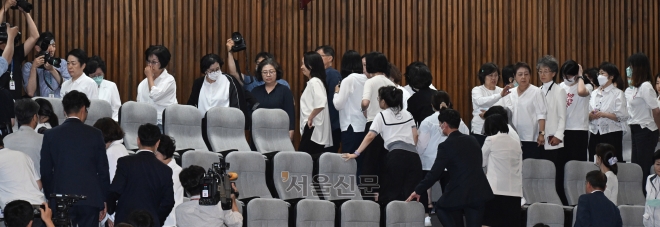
[
  {"x1": 325, "y1": 67, "x2": 341, "y2": 130},
  {"x1": 22, "y1": 59, "x2": 71, "y2": 98},
  {"x1": 243, "y1": 75, "x2": 290, "y2": 92}
]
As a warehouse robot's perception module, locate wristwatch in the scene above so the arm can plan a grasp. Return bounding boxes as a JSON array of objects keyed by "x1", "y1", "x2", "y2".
[{"x1": 539, "y1": 131, "x2": 545, "y2": 136}]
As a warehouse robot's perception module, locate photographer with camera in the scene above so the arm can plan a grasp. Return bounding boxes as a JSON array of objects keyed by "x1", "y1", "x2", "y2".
[
  {"x1": 175, "y1": 165, "x2": 242, "y2": 227},
  {"x1": 225, "y1": 38, "x2": 290, "y2": 92},
  {"x1": 22, "y1": 32, "x2": 69, "y2": 98},
  {"x1": 0, "y1": 0, "x2": 38, "y2": 99},
  {"x1": 3, "y1": 201, "x2": 54, "y2": 227}
]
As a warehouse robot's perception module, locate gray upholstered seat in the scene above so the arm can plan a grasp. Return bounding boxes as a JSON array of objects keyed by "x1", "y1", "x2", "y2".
[
  {"x1": 385, "y1": 201, "x2": 425, "y2": 227},
  {"x1": 296, "y1": 199, "x2": 335, "y2": 227},
  {"x1": 33, "y1": 97, "x2": 66, "y2": 126},
  {"x1": 318, "y1": 153, "x2": 362, "y2": 200},
  {"x1": 226, "y1": 151, "x2": 272, "y2": 199},
  {"x1": 163, "y1": 104, "x2": 207, "y2": 151},
  {"x1": 617, "y1": 163, "x2": 645, "y2": 206},
  {"x1": 181, "y1": 150, "x2": 222, "y2": 170},
  {"x1": 341, "y1": 200, "x2": 380, "y2": 227},
  {"x1": 564, "y1": 161, "x2": 598, "y2": 205},
  {"x1": 522, "y1": 159, "x2": 563, "y2": 205},
  {"x1": 251, "y1": 108, "x2": 295, "y2": 153},
  {"x1": 273, "y1": 151, "x2": 319, "y2": 200},
  {"x1": 572, "y1": 204, "x2": 578, "y2": 226},
  {"x1": 247, "y1": 198, "x2": 289, "y2": 227},
  {"x1": 85, "y1": 99, "x2": 112, "y2": 126},
  {"x1": 119, "y1": 101, "x2": 157, "y2": 150},
  {"x1": 205, "y1": 106, "x2": 250, "y2": 152},
  {"x1": 619, "y1": 205, "x2": 644, "y2": 227},
  {"x1": 526, "y1": 203, "x2": 564, "y2": 227}
]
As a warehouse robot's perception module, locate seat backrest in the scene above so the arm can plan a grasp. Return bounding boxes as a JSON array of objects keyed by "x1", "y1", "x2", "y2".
[
  {"x1": 251, "y1": 109, "x2": 295, "y2": 153},
  {"x1": 181, "y1": 150, "x2": 222, "y2": 170},
  {"x1": 86, "y1": 99, "x2": 113, "y2": 126},
  {"x1": 205, "y1": 106, "x2": 251, "y2": 152},
  {"x1": 247, "y1": 198, "x2": 289, "y2": 227},
  {"x1": 296, "y1": 199, "x2": 335, "y2": 227},
  {"x1": 526, "y1": 203, "x2": 564, "y2": 227},
  {"x1": 522, "y1": 159, "x2": 563, "y2": 205},
  {"x1": 318, "y1": 153, "x2": 362, "y2": 200},
  {"x1": 226, "y1": 151, "x2": 272, "y2": 199},
  {"x1": 341, "y1": 200, "x2": 380, "y2": 227},
  {"x1": 617, "y1": 163, "x2": 646, "y2": 206},
  {"x1": 273, "y1": 151, "x2": 319, "y2": 200},
  {"x1": 564, "y1": 161, "x2": 598, "y2": 205},
  {"x1": 385, "y1": 201, "x2": 425, "y2": 227},
  {"x1": 163, "y1": 104, "x2": 207, "y2": 150},
  {"x1": 619, "y1": 205, "x2": 644, "y2": 227},
  {"x1": 33, "y1": 97, "x2": 66, "y2": 126},
  {"x1": 119, "y1": 101, "x2": 157, "y2": 150}
]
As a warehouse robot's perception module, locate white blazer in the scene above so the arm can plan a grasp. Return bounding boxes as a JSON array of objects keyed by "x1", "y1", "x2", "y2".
[{"x1": 543, "y1": 82, "x2": 567, "y2": 150}]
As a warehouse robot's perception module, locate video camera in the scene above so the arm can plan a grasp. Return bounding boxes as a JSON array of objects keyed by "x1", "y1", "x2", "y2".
[
  {"x1": 37, "y1": 36, "x2": 61, "y2": 68},
  {"x1": 50, "y1": 193, "x2": 86, "y2": 227},
  {"x1": 198, "y1": 156, "x2": 238, "y2": 210},
  {"x1": 231, "y1": 32, "x2": 246, "y2": 52},
  {"x1": 10, "y1": 0, "x2": 32, "y2": 13},
  {"x1": 0, "y1": 23, "x2": 21, "y2": 45}
]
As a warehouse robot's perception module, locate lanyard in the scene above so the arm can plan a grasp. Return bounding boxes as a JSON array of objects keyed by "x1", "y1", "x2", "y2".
[
  {"x1": 544, "y1": 82, "x2": 554, "y2": 96},
  {"x1": 8, "y1": 60, "x2": 13, "y2": 80}
]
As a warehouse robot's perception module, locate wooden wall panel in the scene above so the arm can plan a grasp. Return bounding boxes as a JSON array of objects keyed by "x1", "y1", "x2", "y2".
[{"x1": 5, "y1": 0, "x2": 659, "y2": 145}]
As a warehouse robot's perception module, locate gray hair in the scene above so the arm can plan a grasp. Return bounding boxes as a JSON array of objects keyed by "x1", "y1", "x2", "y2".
[{"x1": 536, "y1": 55, "x2": 559, "y2": 73}]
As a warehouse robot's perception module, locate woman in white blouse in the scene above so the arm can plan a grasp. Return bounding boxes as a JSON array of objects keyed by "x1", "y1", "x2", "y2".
[
  {"x1": 588, "y1": 62, "x2": 628, "y2": 162},
  {"x1": 625, "y1": 53, "x2": 660, "y2": 180},
  {"x1": 502, "y1": 62, "x2": 547, "y2": 159},
  {"x1": 559, "y1": 60, "x2": 591, "y2": 162},
  {"x1": 299, "y1": 51, "x2": 333, "y2": 155},
  {"x1": 643, "y1": 151, "x2": 660, "y2": 226},
  {"x1": 481, "y1": 114, "x2": 523, "y2": 227},
  {"x1": 137, "y1": 45, "x2": 178, "y2": 130},
  {"x1": 471, "y1": 62, "x2": 511, "y2": 146},
  {"x1": 85, "y1": 56, "x2": 121, "y2": 121},
  {"x1": 61, "y1": 49, "x2": 99, "y2": 99},
  {"x1": 594, "y1": 143, "x2": 619, "y2": 205},
  {"x1": 92, "y1": 117, "x2": 129, "y2": 181}
]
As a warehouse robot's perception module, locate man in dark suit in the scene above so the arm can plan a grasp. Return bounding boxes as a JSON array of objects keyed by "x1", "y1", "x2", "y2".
[
  {"x1": 40, "y1": 90, "x2": 110, "y2": 226},
  {"x1": 406, "y1": 109, "x2": 493, "y2": 227},
  {"x1": 106, "y1": 123, "x2": 175, "y2": 227},
  {"x1": 574, "y1": 170, "x2": 623, "y2": 227}
]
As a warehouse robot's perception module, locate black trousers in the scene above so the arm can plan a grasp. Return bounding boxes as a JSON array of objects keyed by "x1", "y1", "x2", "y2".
[
  {"x1": 341, "y1": 125, "x2": 367, "y2": 176},
  {"x1": 379, "y1": 149, "x2": 423, "y2": 204},
  {"x1": 588, "y1": 131, "x2": 623, "y2": 162},
  {"x1": 359, "y1": 121, "x2": 386, "y2": 201},
  {"x1": 521, "y1": 141, "x2": 541, "y2": 159},
  {"x1": 324, "y1": 128, "x2": 342, "y2": 153},
  {"x1": 299, "y1": 125, "x2": 325, "y2": 155},
  {"x1": 436, "y1": 202, "x2": 486, "y2": 227},
  {"x1": 540, "y1": 147, "x2": 565, "y2": 205},
  {"x1": 630, "y1": 124, "x2": 659, "y2": 188},
  {"x1": 563, "y1": 130, "x2": 589, "y2": 161},
  {"x1": 69, "y1": 205, "x2": 100, "y2": 227}
]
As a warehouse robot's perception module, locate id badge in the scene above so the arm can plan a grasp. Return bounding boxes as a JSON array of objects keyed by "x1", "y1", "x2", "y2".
[
  {"x1": 8, "y1": 79, "x2": 15, "y2": 90},
  {"x1": 48, "y1": 92, "x2": 55, "y2": 98}
]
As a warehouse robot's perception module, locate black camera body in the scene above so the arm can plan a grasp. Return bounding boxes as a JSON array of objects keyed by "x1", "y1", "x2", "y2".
[
  {"x1": 198, "y1": 157, "x2": 236, "y2": 210},
  {"x1": 231, "y1": 32, "x2": 246, "y2": 52},
  {"x1": 50, "y1": 193, "x2": 86, "y2": 227},
  {"x1": 10, "y1": 0, "x2": 32, "y2": 13},
  {"x1": 31, "y1": 204, "x2": 45, "y2": 219},
  {"x1": 0, "y1": 23, "x2": 21, "y2": 45},
  {"x1": 37, "y1": 36, "x2": 61, "y2": 68}
]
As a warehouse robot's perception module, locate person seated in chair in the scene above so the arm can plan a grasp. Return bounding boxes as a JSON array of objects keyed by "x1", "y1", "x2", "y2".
[{"x1": 574, "y1": 170, "x2": 622, "y2": 227}]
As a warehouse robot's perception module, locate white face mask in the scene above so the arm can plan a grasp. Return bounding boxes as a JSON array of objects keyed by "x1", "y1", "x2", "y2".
[
  {"x1": 565, "y1": 76, "x2": 577, "y2": 86},
  {"x1": 597, "y1": 74, "x2": 609, "y2": 87},
  {"x1": 207, "y1": 70, "x2": 222, "y2": 81},
  {"x1": 440, "y1": 122, "x2": 448, "y2": 136}
]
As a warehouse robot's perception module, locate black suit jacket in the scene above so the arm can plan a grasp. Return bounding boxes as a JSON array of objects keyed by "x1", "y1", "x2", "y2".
[
  {"x1": 414, "y1": 131, "x2": 494, "y2": 209},
  {"x1": 40, "y1": 118, "x2": 110, "y2": 208},
  {"x1": 574, "y1": 191, "x2": 622, "y2": 227},
  {"x1": 107, "y1": 151, "x2": 175, "y2": 226}
]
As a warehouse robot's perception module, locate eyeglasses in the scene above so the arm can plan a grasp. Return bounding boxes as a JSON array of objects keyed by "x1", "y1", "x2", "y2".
[
  {"x1": 261, "y1": 70, "x2": 276, "y2": 75},
  {"x1": 516, "y1": 73, "x2": 530, "y2": 77},
  {"x1": 206, "y1": 68, "x2": 221, "y2": 74},
  {"x1": 146, "y1": 60, "x2": 160, "y2": 65}
]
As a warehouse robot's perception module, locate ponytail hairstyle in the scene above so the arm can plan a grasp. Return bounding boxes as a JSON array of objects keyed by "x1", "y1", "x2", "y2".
[
  {"x1": 377, "y1": 85, "x2": 403, "y2": 114},
  {"x1": 35, "y1": 98, "x2": 59, "y2": 127},
  {"x1": 431, "y1": 90, "x2": 452, "y2": 111},
  {"x1": 596, "y1": 143, "x2": 618, "y2": 175}
]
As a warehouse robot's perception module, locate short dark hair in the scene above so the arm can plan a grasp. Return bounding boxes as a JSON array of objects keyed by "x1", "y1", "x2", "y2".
[
  {"x1": 93, "y1": 117, "x2": 125, "y2": 143},
  {"x1": 387, "y1": 63, "x2": 403, "y2": 84},
  {"x1": 157, "y1": 135, "x2": 176, "y2": 159},
  {"x1": 116, "y1": 224, "x2": 135, "y2": 227},
  {"x1": 599, "y1": 62, "x2": 622, "y2": 89},
  {"x1": 628, "y1": 52, "x2": 653, "y2": 88},
  {"x1": 513, "y1": 62, "x2": 532, "y2": 75},
  {"x1": 127, "y1": 210, "x2": 154, "y2": 227},
  {"x1": 3, "y1": 200, "x2": 33, "y2": 227},
  {"x1": 137, "y1": 123, "x2": 161, "y2": 147},
  {"x1": 483, "y1": 105, "x2": 508, "y2": 120},
  {"x1": 438, "y1": 108, "x2": 461, "y2": 129},
  {"x1": 254, "y1": 52, "x2": 275, "y2": 63},
  {"x1": 145, "y1": 45, "x2": 171, "y2": 69},
  {"x1": 66, "y1": 49, "x2": 89, "y2": 65},
  {"x1": 340, "y1": 50, "x2": 362, "y2": 78},
  {"x1": 315, "y1": 45, "x2": 335, "y2": 59},
  {"x1": 200, "y1": 53, "x2": 224, "y2": 74},
  {"x1": 585, "y1": 170, "x2": 607, "y2": 190},
  {"x1": 378, "y1": 86, "x2": 403, "y2": 112},
  {"x1": 536, "y1": 55, "x2": 559, "y2": 77},
  {"x1": 406, "y1": 61, "x2": 433, "y2": 89},
  {"x1": 483, "y1": 114, "x2": 509, "y2": 136},
  {"x1": 560, "y1": 59, "x2": 580, "y2": 80},
  {"x1": 303, "y1": 51, "x2": 327, "y2": 87},
  {"x1": 255, "y1": 58, "x2": 283, "y2": 82},
  {"x1": 596, "y1": 143, "x2": 618, "y2": 175},
  {"x1": 478, "y1": 62, "x2": 500, "y2": 84},
  {"x1": 654, "y1": 149, "x2": 660, "y2": 162},
  {"x1": 532, "y1": 224, "x2": 550, "y2": 227},
  {"x1": 180, "y1": 165, "x2": 206, "y2": 196},
  {"x1": 502, "y1": 64, "x2": 515, "y2": 84},
  {"x1": 62, "y1": 90, "x2": 91, "y2": 115},
  {"x1": 431, "y1": 90, "x2": 452, "y2": 110},
  {"x1": 585, "y1": 67, "x2": 599, "y2": 86},
  {"x1": 365, "y1": 52, "x2": 389, "y2": 75},
  {"x1": 84, "y1": 55, "x2": 107, "y2": 75},
  {"x1": 35, "y1": 98, "x2": 59, "y2": 127},
  {"x1": 36, "y1": 31, "x2": 55, "y2": 48},
  {"x1": 14, "y1": 99, "x2": 40, "y2": 125}
]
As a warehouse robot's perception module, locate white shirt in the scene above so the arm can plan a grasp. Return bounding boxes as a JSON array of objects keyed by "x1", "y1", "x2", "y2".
[
  {"x1": 403, "y1": 84, "x2": 437, "y2": 95},
  {"x1": 137, "y1": 69, "x2": 178, "y2": 125},
  {"x1": 542, "y1": 82, "x2": 567, "y2": 150},
  {"x1": 164, "y1": 160, "x2": 184, "y2": 227},
  {"x1": 482, "y1": 132, "x2": 523, "y2": 197},
  {"x1": 197, "y1": 75, "x2": 231, "y2": 116},
  {"x1": 60, "y1": 73, "x2": 99, "y2": 99},
  {"x1": 502, "y1": 85, "x2": 547, "y2": 142},
  {"x1": 98, "y1": 79, "x2": 122, "y2": 121},
  {"x1": 604, "y1": 171, "x2": 618, "y2": 205},
  {"x1": 362, "y1": 75, "x2": 396, "y2": 121},
  {"x1": 369, "y1": 108, "x2": 417, "y2": 151},
  {"x1": 417, "y1": 112, "x2": 469, "y2": 170},
  {"x1": 589, "y1": 84, "x2": 629, "y2": 134},
  {"x1": 107, "y1": 140, "x2": 129, "y2": 182},
  {"x1": 333, "y1": 73, "x2": 368, "y2": 132},
  {"x1": 625, "y1": 82, "x2": 659, "y2": 131},
  {"x1": 560, "y1": 81, "x2": 592, "y2": 131},
  {"x1": 300, "y1": 77, "x2": 333, "y2": 147},
  {"x1": 471, "y1": 85, "x2": 504, "y2": 134},
  {"x1": 0, "y1": 148, "x2": 46, "y2": 209},
  {"x1": 397, "y1": 85, "x2": 411, "y2": 110},
  {"x1": 644, "y1": 174, "x2": 660, "y2": 226},
  {"x1": 175, "y1": 196, "x2": 243, "y2": 227}
]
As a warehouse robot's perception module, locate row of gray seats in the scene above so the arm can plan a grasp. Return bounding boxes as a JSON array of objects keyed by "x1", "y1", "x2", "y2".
[{"x1": 527, "y1": 203, "x2": 644, "y2": 227}]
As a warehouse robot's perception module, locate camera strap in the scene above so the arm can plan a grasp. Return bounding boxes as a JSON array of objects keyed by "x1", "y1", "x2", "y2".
[{"x1": 8, "y1": 60, "x2": 14, "y2": 90}]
